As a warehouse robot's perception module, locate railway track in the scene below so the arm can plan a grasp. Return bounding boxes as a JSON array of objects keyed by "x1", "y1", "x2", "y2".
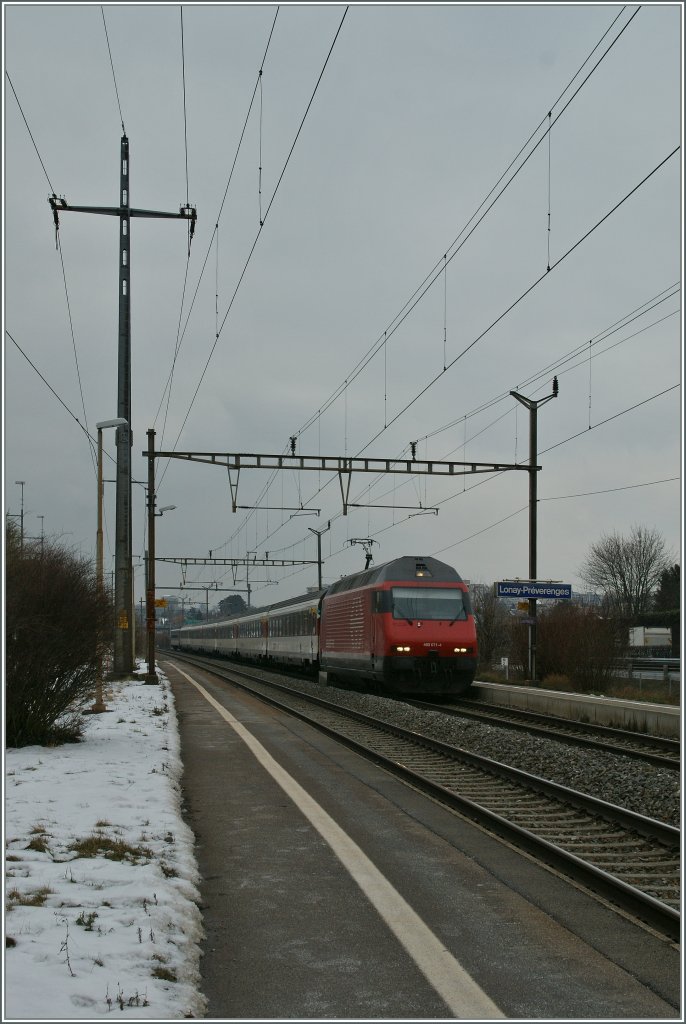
[
  {"x1": 405, "y1": 698, "x2": 681, "y2": 768},
  {"x1": 166, "y1": 652, "x2": 680, "y2": 941}
]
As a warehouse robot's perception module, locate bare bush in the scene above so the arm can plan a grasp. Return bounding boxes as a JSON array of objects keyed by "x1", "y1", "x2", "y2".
[
  {"x1": 5, "y1": 522, "x2": 111, "y2": 747},
  {"x1": 506, "y1": 603, "x2": 621, "y2": 691},
  {"x1": 507, "y1": 618, "x2": 530, "y2": 681},
  {"x1": 536, "y1": 603, "x2": 621, "y2": 692},
  {"x1": 471, "y1": 584, "x2": 511, "y2": 669}
]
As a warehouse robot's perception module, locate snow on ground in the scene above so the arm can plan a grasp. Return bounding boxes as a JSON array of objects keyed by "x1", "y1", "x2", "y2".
[{"x1": 4, "y1": 665, "x2": 207, "y2": 1020}]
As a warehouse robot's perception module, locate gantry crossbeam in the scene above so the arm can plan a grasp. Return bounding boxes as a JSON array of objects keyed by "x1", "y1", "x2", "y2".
[
  {"x1": 150, "y1": 450, "x2": 534, "y2": 515},
  {"x1": 156, "y1": 557, "x2": 317, "y2": 567}
]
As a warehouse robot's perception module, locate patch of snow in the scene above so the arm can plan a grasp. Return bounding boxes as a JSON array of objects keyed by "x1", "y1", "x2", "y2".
[{"x1": 4, "y1": 665, "x2": 207, "y2": 1020}]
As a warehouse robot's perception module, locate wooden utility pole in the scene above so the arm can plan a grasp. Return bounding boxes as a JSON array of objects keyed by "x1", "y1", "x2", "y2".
[{"x1": 50, "y1": 136, "x2": 196, "y2": 675}]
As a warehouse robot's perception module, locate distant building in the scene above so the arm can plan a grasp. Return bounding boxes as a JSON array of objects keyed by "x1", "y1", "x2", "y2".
[
  {"x1": 572, "y1": 591, "x2": 603, "y2": 607},
  {"x1": 629, "y1": 626, "x2": 672, "y2": 649}
]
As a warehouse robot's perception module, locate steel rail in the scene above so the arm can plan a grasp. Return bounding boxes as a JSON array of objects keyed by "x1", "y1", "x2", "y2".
[{"x1": 405, "y1": 698, "x2": 680, "y2": 769}]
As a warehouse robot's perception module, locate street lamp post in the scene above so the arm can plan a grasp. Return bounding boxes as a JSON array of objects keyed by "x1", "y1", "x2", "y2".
[
  {"x1": 146, "y1": 430, "x2": 158, "y2": 683},
  {"x1": 15, "y1": 481, "x2": 25, "y2": 554},
  {"x1": 92, "y1": 419, "x2": 127, "y2": 713}
]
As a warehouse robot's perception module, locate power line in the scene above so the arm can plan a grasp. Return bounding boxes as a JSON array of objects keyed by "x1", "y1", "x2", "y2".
[
  {"x1": 100, "y1": 6, "x2": 125, "y2": 132},
  {"x1": 152, "y1": 4, "x2": 197, "y2": 469},
  {"x1": 356, "y1": 145, "x2": 679, "y2": 457},
  {"x1": 5, "y1": 71, "x2": 55, "y2": 193},
  {"x1": 6, "y1": 70, "x2": 98, "y2": 474},
  {"x1": 161, "y1": 7, "x2": 349, "y2": 482},
  {"x1": 290, "y1": 236, "x2": 679, "y2": 529},
  {"x1": 153, "y1": 7, "x2": 281, "y2": 454},
  {"x1": 350, "y1": 296, "x2": 679, "y2": 514},
  {"x1": 6, "y1": 329, "x2": 114, "y2": 466},
  {"x1": 56, "y1": 237, "x2": 97, "y2": 474},
  {"x1": 430, "y1": 475, "x2": 680, "y2": 559},
  {"x1": 540, "y1": 477, "x2": 679, "y2": 503},
  {"x1": 418, "y1": 283, "x2": 680, "y2": 444},
  {"x1": 180, "y1": 6, "x2": 190, "y2": 208},
  {"x1": 540, "y1": 384, "x2": 680, "y2": 456}
]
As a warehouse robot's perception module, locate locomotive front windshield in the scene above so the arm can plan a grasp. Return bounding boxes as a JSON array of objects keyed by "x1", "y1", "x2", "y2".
[{"x1": 391, "y1": 587, "x2": 467, "y2": 621}]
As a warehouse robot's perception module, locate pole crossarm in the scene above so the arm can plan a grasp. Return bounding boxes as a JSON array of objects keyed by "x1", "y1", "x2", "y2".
[
  {"x1": 49, "y1": 198, "x2": 197, "y2": 222},
  {"x1": 157, "y1": 556, "x2": 318, "y2": 567},
  {"x1": 349, "y1": 502, "x2": 439, "y2": 512},
  {"x1": 150, "y1": 449, "x2": 535, "y2": 515}
]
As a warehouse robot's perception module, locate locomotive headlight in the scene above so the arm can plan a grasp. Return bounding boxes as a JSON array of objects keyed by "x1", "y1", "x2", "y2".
[
  {"x1": 395, "y1": 645, "x2": 411, "y2": 653},
  {"x1": 454, "y1": 646, "x2": 467, "y2": 653}
]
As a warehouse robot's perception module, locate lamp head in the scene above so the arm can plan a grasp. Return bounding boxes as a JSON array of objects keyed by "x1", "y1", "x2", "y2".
[{"x1": 96, "y1": 417, "x2": 128, "y2": 430}]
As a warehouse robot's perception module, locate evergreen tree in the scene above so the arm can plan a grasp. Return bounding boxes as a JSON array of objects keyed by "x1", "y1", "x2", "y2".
[{"x1": 653, "y1": 564, "x2": 680, "y2": 612}]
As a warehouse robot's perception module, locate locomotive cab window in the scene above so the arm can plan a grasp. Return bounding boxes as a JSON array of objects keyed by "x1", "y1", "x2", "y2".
[{"x1": 391, "y1": 587, "x2": 467, "y2": 621}]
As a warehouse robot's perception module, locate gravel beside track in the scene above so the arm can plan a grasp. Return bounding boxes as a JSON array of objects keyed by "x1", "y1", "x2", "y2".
[{"x1": 256, "y1": 669, "x2": 681, "y2": 829}]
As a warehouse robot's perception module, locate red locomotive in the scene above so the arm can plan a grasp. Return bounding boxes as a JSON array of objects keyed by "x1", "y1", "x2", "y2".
[{"x1": 319, "y1": 555, "x2": 477, "y2": 695}]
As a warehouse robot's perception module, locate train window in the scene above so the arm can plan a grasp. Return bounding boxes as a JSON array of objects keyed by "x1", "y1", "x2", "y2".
[{"x1": 391, "y1": 587, "x2": 467, "y2": 621}]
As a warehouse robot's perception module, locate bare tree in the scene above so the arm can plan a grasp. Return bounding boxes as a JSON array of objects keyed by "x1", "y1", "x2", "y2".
[{"x1": 578, "y1": 525, "x2": 672, "y2": 617}]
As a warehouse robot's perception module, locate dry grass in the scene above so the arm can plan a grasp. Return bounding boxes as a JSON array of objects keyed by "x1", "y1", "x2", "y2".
[
  {"x1": 540, "y1": 674, "x2": 572, "y2": 692},
  {"x1": 68, "y1": 834, "x2": 152, "y2": 863},
  {"x1": 7, "y1": 886, "x2": 53, "y2": 909},
  {"x1": 26, "y1": 834, "x2": 51, "y2": 853}
]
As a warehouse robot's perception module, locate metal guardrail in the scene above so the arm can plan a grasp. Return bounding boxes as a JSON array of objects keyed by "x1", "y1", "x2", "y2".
[{"x1": 617, "y1": 657, "x2": 680, "y2": 683}]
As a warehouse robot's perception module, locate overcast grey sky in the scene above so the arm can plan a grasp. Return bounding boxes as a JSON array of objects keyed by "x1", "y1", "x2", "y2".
[{"x1": 4, "y1": 2, "x2": 682, "y2": 612}]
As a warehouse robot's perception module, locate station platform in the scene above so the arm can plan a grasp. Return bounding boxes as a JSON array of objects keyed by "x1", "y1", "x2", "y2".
[
  {"x1": 472, "y1": 680, "x2": 680, "y2": 736},
  {"x1": 162, "y1": 657, "x2": 680, "y2": 1020}
]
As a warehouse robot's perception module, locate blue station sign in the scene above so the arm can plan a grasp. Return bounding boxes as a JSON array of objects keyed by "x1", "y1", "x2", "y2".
[{"x1": 496, "y1": 581, "x2": 572, "y2": 600}]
